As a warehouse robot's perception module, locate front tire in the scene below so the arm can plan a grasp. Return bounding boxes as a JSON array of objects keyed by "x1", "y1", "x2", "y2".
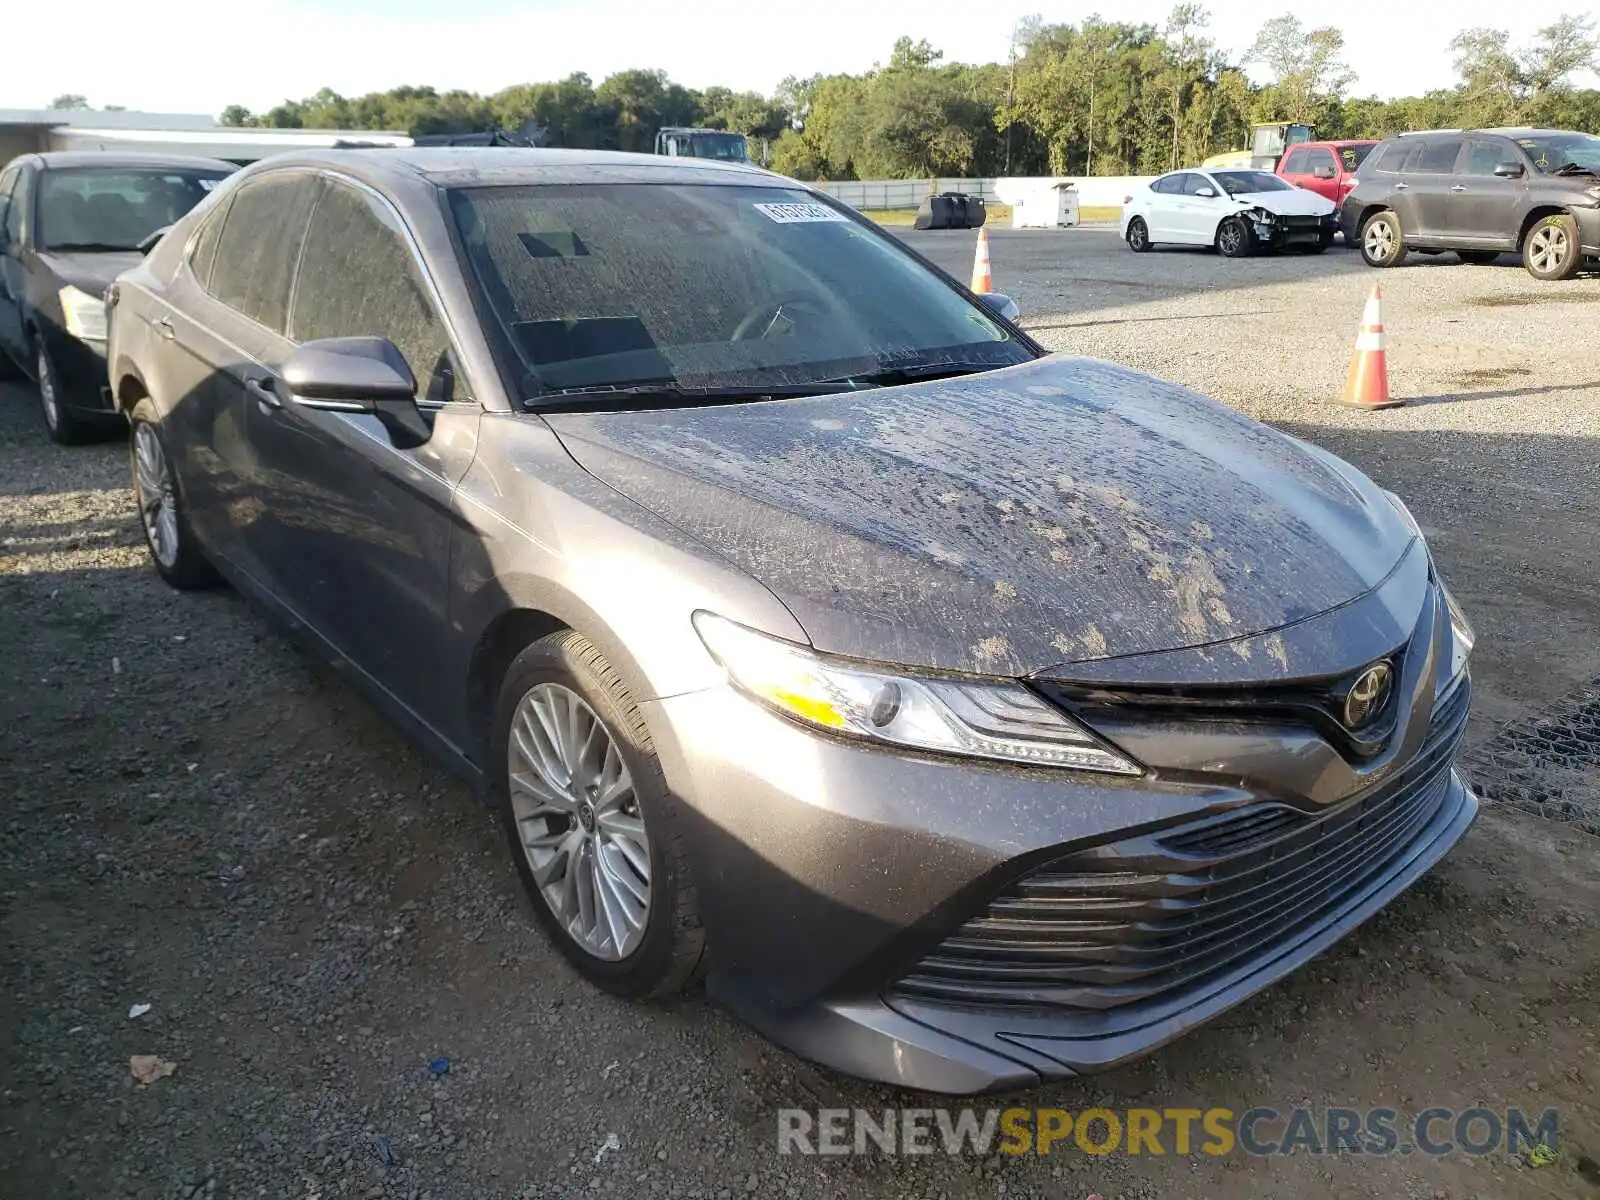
[
  {"x1": 1126, "y1": 216, "x2": 1152, "y2": 252},
  {"x1": 493, "y1": 630, "x2": 705, "y2": 998},
  {"x1": 128, "y1": 399, "x2": 217, "y2": 590},
  {"x1": 1360, "y1": 211, "x2": 1407, "y2": 267},
  {"x1": 1216, "y1": 216, "x2": 1254, "y2": 258},
  {"x1": 1522, "y1": 214, "x2": 1581, "y2": 281}
]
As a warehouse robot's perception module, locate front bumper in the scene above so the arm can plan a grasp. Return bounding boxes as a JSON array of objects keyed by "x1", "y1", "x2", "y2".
[
  {"x1": 1250, "y1": 211, "x2": 1337, "y2": 249},
  {"x1": 1574, "y1": 204, "x2": 1600, "y2": 255},
  {"x1": 644, "y1": 551, "x2": 1475, "y2": 1094},
  {"x1": 40, "y1": 323, "x2": 115, "y2": 414}
]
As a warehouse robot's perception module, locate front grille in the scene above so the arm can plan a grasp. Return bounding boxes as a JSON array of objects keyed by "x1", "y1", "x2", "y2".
[{"x1": 892, "y1": 680, "x2": 1470, "y2": 1013}]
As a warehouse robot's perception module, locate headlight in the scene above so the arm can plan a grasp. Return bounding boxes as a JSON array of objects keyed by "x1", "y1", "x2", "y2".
[
  {"x1": 1442, "y1": 583, "x2": 1474, "y2": 682},
  {"x1": 1249, "y1": 206, "x2": 1277, "y2": 223},
  {"x1": 692, "y1": 613, "x2": 1141, "y2": 775},
  {"x1": 58, "y1": 285, "x2": 108, "y2": 342}
]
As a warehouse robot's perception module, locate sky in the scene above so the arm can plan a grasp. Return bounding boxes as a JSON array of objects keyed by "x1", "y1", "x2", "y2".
[{"x1": 6, "y1": 0, "x2": 1597, "y2": 119}]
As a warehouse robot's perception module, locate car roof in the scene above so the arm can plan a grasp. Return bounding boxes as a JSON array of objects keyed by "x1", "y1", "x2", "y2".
[
  {"x1": 25, "y1": 150, "x2": 237, "y2": 172},
  {"x1": 1298, "y1": 139, "x2": 1377, "y2": 147},
  {"x1": 237, "y1": 147, "x2": 787, "y2": 191}
]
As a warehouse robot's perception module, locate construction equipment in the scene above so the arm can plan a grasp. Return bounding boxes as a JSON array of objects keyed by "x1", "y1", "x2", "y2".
[
  {"x1": 654, "y1": 127, "x2": 749, "y2": 163},
  {"x1": 1202, "y1": 122, "x2": 1316, "y2": 171}
]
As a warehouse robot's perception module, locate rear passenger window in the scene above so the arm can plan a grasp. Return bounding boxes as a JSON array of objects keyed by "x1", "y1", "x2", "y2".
[
  {"x1": 186, "y1": 196, "x2": 232, "y2": 291},
  {"x1": 290, "y1": 180, "x2": 470, "y2": 405},
  {"x1": 1413, "y1": 139, "x2": 1463, "y2": 174},
  {"x1": 209, "y1": 174, "x2": 320, "y2": 333},
  {"x1": 1151, "y1": 175, "x2": 1182, "y2": 195}
]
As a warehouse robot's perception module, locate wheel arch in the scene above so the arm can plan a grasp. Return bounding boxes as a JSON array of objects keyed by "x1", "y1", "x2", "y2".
[
  {"x1": 1518, "y1": 204, "x2": 1575, "y2": 246},
  {"x1": 1354, "y1": 203, "x2": 1392, "y2": 232},
  {"x1": 114, "y1": 365, "x2": 151, "y2": 415}
]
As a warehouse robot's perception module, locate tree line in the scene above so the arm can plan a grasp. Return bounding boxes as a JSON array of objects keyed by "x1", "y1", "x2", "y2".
[{"x1": 202, "y1": 8, "x2": 1599, "y2": 179}]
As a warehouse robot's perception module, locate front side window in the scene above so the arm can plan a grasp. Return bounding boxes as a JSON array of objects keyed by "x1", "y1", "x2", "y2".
[
  {"x1": 1515, "y1": 132, "x2": 1600, "y2": 175},
  {"x1": 1462, "y1": 139, "x2": 1510, "y2": 176},
  {"x1": 290, "y1": 180, "x2": 469, "y2": 404},
  {"x1": 1305, "y1": 148, "x2": 1338, "y2": 175},
  {"x1": 1280, "y1": 149, "x2": 1307, "y2": 174},
  {"x1": 449, "y1": 183, "x2": 1030, "y2": 400},
  {"x1": 2, "y1": 168, "x2": 28, "y2": 245},
  {"x1": 1183, "y1": 174, "x2": 1217, "y2": 196},
  {"x1": 1414, "y1": 139, "x2": 1464, "y2": 173},
  {"x1": 1210, "y1": 171, "x2": 1293, "y2": 195},
  {"x1": 36, "y1": 167, "x2": 232, "y2": 252},
  {"x1": 209, "y1": 173, "x2": 321, "y2": 333}
]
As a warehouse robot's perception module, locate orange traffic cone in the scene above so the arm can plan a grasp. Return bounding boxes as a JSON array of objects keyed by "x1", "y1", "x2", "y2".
[
  {"x1": 1340, "y1": 285, "x2": 1404, "y2": 409},
  {"x1": 970, "y1": 227, "x2": 994, "y2": 294}
]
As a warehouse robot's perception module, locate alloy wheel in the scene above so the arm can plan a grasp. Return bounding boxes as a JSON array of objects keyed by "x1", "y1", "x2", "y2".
[
  {"x1": 37, "y1": 350, "x2": 60, "y2": 433},
  {"x1": 1218, "y1": 221, "x2": 1243, "y2": 255},
  {"x1": 508, "y1": 682, "x2": 651, "y2": 961},
  {"x1": 1527, "y1": 225, "x2": 1569, "y2": 274},
  {"x1": 1364, "y1": 220, "x2": 1395, "y2": 261},
  {"x1": 1128, "y1": 219, "x2": 1147, "y2": 251},
  {"x1": 133, "y1": 423, "x2": 180, "y2": 569}
]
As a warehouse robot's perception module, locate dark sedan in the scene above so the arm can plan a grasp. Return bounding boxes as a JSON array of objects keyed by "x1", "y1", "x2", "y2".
[
  {"x1": 105, "y1": 148, "x2": 1478, "y2": 1094},
  {"x1": 0, "y1": 151, "x2": 235, "y2": 442}
]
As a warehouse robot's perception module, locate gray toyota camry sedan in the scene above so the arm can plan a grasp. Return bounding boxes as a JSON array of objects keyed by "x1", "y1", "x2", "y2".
[{"x1": 105, "y1": 148, "x2": 1477, "y2": 1094}]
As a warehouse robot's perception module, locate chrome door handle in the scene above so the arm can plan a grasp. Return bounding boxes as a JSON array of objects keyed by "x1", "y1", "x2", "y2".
[
  {"x1": 1394, "y1": 182, "x2": 1409, "y2": 190},
  {"x1": 1450, "y1": 184, "x2": 1467, "y2": 192},
  {"x1": 245, "y1": 376, "x2": 282, "y2": 410},
  {"x1": 154, "y1": 317, "x2": 176, "y2": 340}
]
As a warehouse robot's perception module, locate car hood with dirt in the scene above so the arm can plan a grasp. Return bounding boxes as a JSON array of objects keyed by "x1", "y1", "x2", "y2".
[{"x1": 545, "y1": 355, "x2": 1414, "y2": 677}]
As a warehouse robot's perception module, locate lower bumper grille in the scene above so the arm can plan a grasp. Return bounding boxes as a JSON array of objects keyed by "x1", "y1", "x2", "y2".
[{"x1": 893, "y1": 680, "x2": 1471, "y2": 1013}]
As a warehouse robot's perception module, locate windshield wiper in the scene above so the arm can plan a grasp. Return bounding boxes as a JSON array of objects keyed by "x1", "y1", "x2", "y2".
[
  {"x1": 530, "y1": 380, "x2": 860, "y2": 409},
  {"x1": 821, "y1": 359, "x2": 997, "y2": 388},
  {"x1": 45, "y1": 241, "x2": 143, "y2": 253},
  {"x1": 1554, "y1": 162, "x2": 1597, "y2": 176}
]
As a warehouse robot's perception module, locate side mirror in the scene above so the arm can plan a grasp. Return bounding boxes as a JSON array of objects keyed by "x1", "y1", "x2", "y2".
[
  {"x1": 1493, "y1": 161, "x2": 1525, "y2": 178},
  {"x1": 977, "y1": 292, "x2": 1020, "y2": 322},
  {"x1": 1312, "y1": 166, "x2": 1336, "y2": 179},
  {"x1": 1194, "y1": 186, "x2": 1217, "y2": 198},
  {"x1": 281, "y1": 336, "x2": 429, "y2": 449},
  {"x1": 138, "y1": 225, "x2": 172, "y2": 255}
]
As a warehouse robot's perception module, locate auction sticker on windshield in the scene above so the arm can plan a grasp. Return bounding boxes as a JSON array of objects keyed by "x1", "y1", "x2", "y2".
[{"x1": 754, "y1": 202, "x2": 850, "y2": 224}]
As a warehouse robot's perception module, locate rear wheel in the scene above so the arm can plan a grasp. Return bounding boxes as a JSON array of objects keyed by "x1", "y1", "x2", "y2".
[
  {"x1": 1360, "y1": 211, "x2": 1407, "y2": 267},
  {"x1": 1126, "y1": 216, "x2": 1152, "y2": 253},
  {"x1": 1522, "y1": 213, "x2": 1581, "y2": 281},
  {"x1": 128, "y1": 400, "x2": 217, "y2": 590},
  {"x1": 1216, "y1": 216, "x2": 1255, "y2": 258},
  {"x1": 1457, "y1": 249, "x2": 1500, "y2": 265},
  {"x1": 494, "y1": 630, "x2": 705, "y2": 998}
]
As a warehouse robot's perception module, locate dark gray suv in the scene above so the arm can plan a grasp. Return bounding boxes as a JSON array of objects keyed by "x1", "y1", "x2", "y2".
[
  {"x1": 107, "y1": 148, "x2": 1478, "y2": 1094},
  {"x1": 1342, "y1": 128, "x2": 1600, "y2": 280}
]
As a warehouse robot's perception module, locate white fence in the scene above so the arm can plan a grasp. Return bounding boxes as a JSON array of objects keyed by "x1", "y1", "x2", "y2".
[{"x1": 815, "y1": 175, "x2": 1153, "y2": 214}]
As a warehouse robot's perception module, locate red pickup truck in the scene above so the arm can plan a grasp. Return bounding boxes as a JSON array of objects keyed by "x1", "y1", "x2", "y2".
[{"x1": 1277, "y1": 140, "x2": 1378, "y2": 204}]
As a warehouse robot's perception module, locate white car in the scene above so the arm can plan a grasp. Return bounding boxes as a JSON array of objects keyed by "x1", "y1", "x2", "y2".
[{"x1": 1121, "y1": 168, "x2": 1339, "y2": 257}]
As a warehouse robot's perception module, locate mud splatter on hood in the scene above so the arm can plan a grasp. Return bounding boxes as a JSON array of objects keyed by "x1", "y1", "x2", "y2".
[{"x1": 544, "y1": 355, "x2": 1414, "y2": 676}]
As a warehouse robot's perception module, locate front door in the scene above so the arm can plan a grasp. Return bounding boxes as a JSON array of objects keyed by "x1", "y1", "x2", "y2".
[
  {"x1": 1451, "y1": 137, "x2": 1525, "y2": 249},
  {"x1": 243, "y1": 176, "x2": 482, "y2": 735},
  {"x1": 0, "y1": 165, "x2": 30, "y2": 366}
]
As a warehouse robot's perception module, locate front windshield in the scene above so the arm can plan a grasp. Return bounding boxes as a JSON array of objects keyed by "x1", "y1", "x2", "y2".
[
  {"x1": 448, "y1": 183, "x2": 1029, "y2": 400},
  {"x1": 38, "y1": 167, "x2": 232, "y2": 251},
  {"x1": 1212, "y1": 171, "x2": 1293, "y2": 195},
  {"x1": 1516, "y1": 133, "x2": 1600, "y2": 174}
]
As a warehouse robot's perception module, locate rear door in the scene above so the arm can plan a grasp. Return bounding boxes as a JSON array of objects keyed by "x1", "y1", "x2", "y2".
[
  {"x1": 1404, "y1": 136, "x2": 1465, "y2": 242},
  {"x1": 1141, "y1": 174, "x2": 1184, "y2": 239},
  {"x1": 173, "y1": 171, "x2": 322, "y2": 573},
  {"x1": 243, "y1": 175, "x2": 481, "y2": 729},
  {"x1": 1452, "y1": 136, "x2": 1524, "y2": 249}
]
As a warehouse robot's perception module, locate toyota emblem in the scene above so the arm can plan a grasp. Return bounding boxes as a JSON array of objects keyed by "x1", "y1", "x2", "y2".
[{"x1": 1344, "y1": 662, "x2": 1394, "y2": 729}]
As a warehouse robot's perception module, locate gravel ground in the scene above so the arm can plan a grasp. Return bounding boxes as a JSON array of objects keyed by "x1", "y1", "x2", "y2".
[{"x1": 3, "y1": 235, "x2": 1599, "y2": 1199}]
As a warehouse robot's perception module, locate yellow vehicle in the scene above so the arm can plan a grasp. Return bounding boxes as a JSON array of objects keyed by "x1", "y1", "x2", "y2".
[{"x1": 1203, "y1": 122, "x2": 1315, "y2": 171}]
